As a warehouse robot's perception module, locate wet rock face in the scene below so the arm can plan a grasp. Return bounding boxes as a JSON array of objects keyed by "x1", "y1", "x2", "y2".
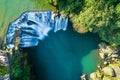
[{"x1": 6, "y1": 11, "x2": 68, "y2": 49}]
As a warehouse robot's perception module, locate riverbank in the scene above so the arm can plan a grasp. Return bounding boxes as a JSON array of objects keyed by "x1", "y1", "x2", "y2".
[
  {"x1": 90, "y1": 42, "x2": 120, "y2": 80},
  {"x1": 8, "y1": 49, "x2": 31, "y2": 80},
  {"x1": 0, "y1": 50, "x2": 10, "y2": 80}
]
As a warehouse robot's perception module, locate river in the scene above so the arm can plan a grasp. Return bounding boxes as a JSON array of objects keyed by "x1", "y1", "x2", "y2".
[
  {"x1": 27, "y1": 23, "x2": 101, "y2": 80},
  {"x1": 0, "y1": 0, "x2": 101, "y2": 80}
]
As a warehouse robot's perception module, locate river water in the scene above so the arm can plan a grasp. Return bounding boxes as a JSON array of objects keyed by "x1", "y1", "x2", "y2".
[
  {"x1": 0, "y1": 0, "x2": 101, "y2": 80},
  {"x1": 0, "y1": 0, "x2": 52, "y2": 37},
  {"x1": 28, "y1": 23, "x2": 101, "y2": 80}
]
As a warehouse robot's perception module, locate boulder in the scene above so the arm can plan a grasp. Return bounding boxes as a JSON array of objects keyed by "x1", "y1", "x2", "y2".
[
  {"x1": 98, "y1": 42, "x2": 118, "y2": 59},
  {"x1": 99, "y1": 51, "x2": 108, "y2": 59},
  {"x1": 103, "y1": 76, "x2": 113, "y2": 80},
  {"x1": 110, "y1": 54, "x2": 118, "y2": 58},
  {"x1": 90, "y1": 72, "x2": 97, "y2": 80},
  {"x1": 104, "y1": 61, "x2": 108, "y2": 65},
  {"x1": 109, "y1": 64, "x2": 120, "y2": 79},
  {"x1": 102, "y1": 67, "x2": 115, "y2": 77},
  {"x1": 90, "y1": 72, "x2": 100, "y2": 80},
  {"x1": 98, "y1": 42, "x2": 106, "y2": 49},
  {"x1": 80, "y1": 74, "x2": 86, "y2": 80}
]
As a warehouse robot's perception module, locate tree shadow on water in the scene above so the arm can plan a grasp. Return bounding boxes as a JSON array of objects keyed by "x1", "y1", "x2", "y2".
[{"x1": 27, "y1": 22, "x2": 101, "y2": 80}]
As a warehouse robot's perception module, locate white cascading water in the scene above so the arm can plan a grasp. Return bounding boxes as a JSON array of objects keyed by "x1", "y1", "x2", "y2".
[{"x1": 6, "y1": 11, "x2": 68, "y2": 49}]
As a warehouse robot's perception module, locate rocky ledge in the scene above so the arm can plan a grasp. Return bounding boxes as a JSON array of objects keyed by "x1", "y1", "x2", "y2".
[
  {"x1": 90, "y1": 42, "x2": 120, "y2": 80},
  {"x1": 0, "y1": 50, "x2": 10, "y2": 80}
]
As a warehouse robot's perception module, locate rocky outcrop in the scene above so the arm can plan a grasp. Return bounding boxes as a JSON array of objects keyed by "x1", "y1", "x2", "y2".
[
  {"x1": 90, "y1": 72, "x2": 97, "y2": 80},
  {"x1": 90, "y1": 42, "x2": 120, "y2": 80},
  {"x1": 109, "y1": 64, "x2": 120, "y2": 79},
  {"x1": 0, "y1": 50, "x2": 10, "y2": 80},
  {"x1": 80, "y1": 74, "x2": 86, "y2": 80},
  {"x1": 0, "y1": 50, "x2": 9, "y2": 66},
  {"x1": 102, "y1": 67, "x2": 115, "y2": 77},
  {"x1": 90, "y1": 71, "x2": 102, "y2": 80},
  {"x1": 98, "y1": 42, "x2": 118, "y2": 59},
  {"x1": 90, "y1": 63, "x2": 120, "y2": 80}
]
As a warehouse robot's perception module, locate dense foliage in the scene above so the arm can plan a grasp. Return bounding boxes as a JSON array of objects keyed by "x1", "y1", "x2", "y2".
[
  {"x1": 48, "y1": 0, "x2": 83, "y2": 17},
  {"x1": 10, "y1": 50, "x2": 30, "y2": 80},
  {"x1": 48, "y1": 0, "x2": 120, "y2": 45},
  {"x1": 0, "y1": 66, "x2": 8, "y2": 76}
]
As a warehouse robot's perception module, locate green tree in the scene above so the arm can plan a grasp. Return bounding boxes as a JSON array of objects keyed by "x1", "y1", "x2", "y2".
[{"x1": 48, "y1": 0, "x2": 120, "y2": 45}]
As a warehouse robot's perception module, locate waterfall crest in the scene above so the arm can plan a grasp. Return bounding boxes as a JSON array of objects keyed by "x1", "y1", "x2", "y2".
[{"x1": 6, "y1": 11, "x2": 68, "y2": 49}]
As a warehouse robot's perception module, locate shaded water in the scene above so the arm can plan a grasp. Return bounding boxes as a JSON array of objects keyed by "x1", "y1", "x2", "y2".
[{"x1": 28, "y1": 24, "x2": 101, "y2": 80}]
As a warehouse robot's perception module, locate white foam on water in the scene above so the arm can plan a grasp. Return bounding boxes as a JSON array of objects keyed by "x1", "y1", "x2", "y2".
[{"x1": 6, "y1": 11, "x2": 68, "y2": 49}]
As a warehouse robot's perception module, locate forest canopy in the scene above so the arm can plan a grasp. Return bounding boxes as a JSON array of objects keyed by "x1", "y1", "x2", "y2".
[{"x1": 48, "y1": 0, "x2": 120, "y2": 45}]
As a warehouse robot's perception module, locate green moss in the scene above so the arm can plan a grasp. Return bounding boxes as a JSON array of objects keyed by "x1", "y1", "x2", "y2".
[{"x1": 0, "y1": 66, "x2": 8, "y2": 76}]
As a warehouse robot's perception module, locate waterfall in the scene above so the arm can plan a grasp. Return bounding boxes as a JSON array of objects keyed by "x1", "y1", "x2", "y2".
[{"x1": 6, "y1": 11, "x2": 68, "y2": 49}]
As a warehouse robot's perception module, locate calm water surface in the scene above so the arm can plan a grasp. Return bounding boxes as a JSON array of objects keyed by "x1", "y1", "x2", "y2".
[{"x1": 28, "y1": 25, "x2": 101, "y2": 80}]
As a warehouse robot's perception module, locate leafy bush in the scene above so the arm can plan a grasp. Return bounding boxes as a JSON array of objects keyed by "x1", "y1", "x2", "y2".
[
  {"x1": 10, "y1": 50, "x2": 30, "y2": 80},
  {"x1": 48, "y1": 0, "x2": 120, "y2": 45},
  {"x1": 0, "y1": 66, "x2": 8, "y2": 76}
]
